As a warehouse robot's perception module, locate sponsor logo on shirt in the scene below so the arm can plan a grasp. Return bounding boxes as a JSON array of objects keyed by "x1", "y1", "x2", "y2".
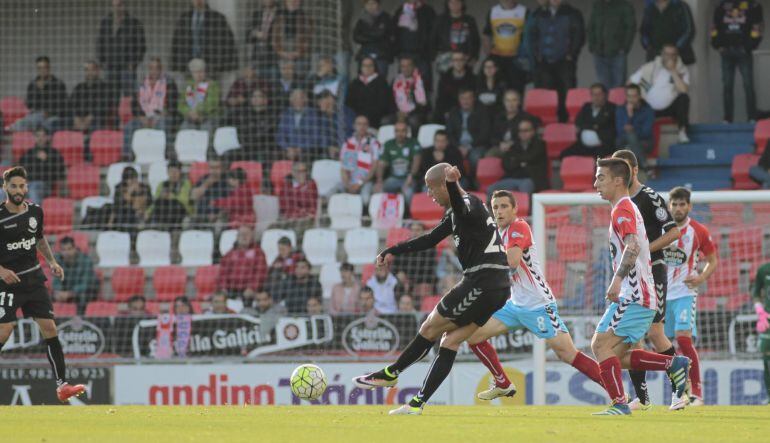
[
  {"x1": 616, "y1": 216, "x2": 631, "y2": 225},
  {"x1": 7, "y1": 237, "x2": 36, "y2": 251},
  {"x1": 663, "y1": 247, "x2": 687, "y2": 266}
]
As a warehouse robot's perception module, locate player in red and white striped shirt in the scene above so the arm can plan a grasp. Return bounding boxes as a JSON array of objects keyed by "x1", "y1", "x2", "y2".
[
  {"x1": 663, "y1": 187, "x2": 718, "y2": 407},
  {"x1": 467, "y1": 190, "x2": 605, "y2": 400}
]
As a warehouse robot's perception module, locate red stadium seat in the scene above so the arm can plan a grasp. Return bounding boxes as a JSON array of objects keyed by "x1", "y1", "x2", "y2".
[
  {"x1": 725, "y1": 293, "x2": 751, "y2": 312},
  {"x1": 231, "y1": 161, "x2": 263, "y2": 194},
  {"x1": 188, "y1": 162, "x2": 210, "y2": 186},
  {"x1": 546, "y1": 260, "x2": 566, "y2": 296},
  {"x1": 706, "y1": 261, "x2": 741, "y2": 297},
  {"x1": 560, "y1": 156, "x2": 595, "y2": 191},
  {"x1": 386, "y1": 227, "x2": 411, "y2": 247},
  {"x1": 90, "y1": 130, "x2": 123, "y2": 166},
  {"x1": 697, "y1": 296, "x2": 719, "y2": 312},
  {"x1": 476, "y1": 157, "x2": 504, "y2": 193},
  {"x1": 67, "y1": 163, "x2": 101, "y2": 199},
  {"x1": 728, "y1": 226, "x2": 763, "y2": 263},
  {"x1": 145, "y1": 301, "x2": 164, "y2": 315},
  {"x1": 410, "y1": 193, "x2": 444, "y2": 223},
  {"x1": 111, "y1": 267, "x2": 146, "y2": 302},
  {"x1": 85, "y1": 301, "x2": 119, "y2": 317},
  {"x1": 55, "y1": 231, "x2": 90, "y2": 254},
  {"x1": 11, "y1": 131, "x2": 35, "y2": 161},
  {"x1": 1, "y1": 96, "x2": 29, "y2": 127},
  {"x1": 731, "y1": 153, "x2": 760, "y2": 190},
  {"x1": 608, "y1": 87, "x2": 626, "y2": 106},
  {"x1": 524, "y1": 89, "x2": 559, "y2": 125},
  {"x1": 566, "y1": 88, "x2": 590, "y2": 122},
  {"x1": 52, "y1": 130, "x2": 85, "y2": 167},
  {"x1": 512, "y1": 191, "x2": 530, "y2": 216},
  {"x1": 543, "y1": 123, "x2": 578, "y2": 160},
  {"x1": 651, "y1": 117, "x2": 675, "y2": 158},
  {"x1": 361, "y1": 263, "x2": 376, "y2": 285},
  {"x1": 709, "y1": 203, "x2": 745, "y2": 226},
  {"x1": 752, "y1": 203, "x2": 770, "y2": 225},
  {"x1": 42, "y1": 197, "x2": 74, "y2": 234},
  {"x1": 556, "y1": 225, "x2": 589, "y2": 261},
  {"x1": 194, "y1": 265, "x2": 220, "y2": 299},
  {"x1": 545, "y1": 205, "x2": 571, "y2": 228},
  {"x1": 755, "y1": 119, "x2": 770, "y2": 154},
  {"x1": 590, "y1": 204, "x2": 611, "y2": 228},
  {"x1": 270, "y1": 160, "x2": 294, "y2": 194},
  {"x1": 118, "y1": 96, "x2": 133, "y2": 127},
  {"x1": 153, "y1": 266, "x2": 188, "y2": 301},
  {"x1": 420, "y1": 295, "x2": 441, "y2": 313},
  {"x1": 53, "y1": 302, "x2": 77, "y2": 317}
]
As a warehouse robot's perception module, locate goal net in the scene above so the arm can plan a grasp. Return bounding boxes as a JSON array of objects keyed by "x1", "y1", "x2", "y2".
[{"x1": 530, "y1": 190, "x2": 770, "y2": 406}]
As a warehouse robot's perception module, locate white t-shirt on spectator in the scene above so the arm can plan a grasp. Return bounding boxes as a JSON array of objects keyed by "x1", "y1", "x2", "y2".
[
  {"x1": 366, "y1": 274, "x2": 399, "y2": 314},
  {"x1": 629, "y1": 62, "x2": 690, "y2": 111}
]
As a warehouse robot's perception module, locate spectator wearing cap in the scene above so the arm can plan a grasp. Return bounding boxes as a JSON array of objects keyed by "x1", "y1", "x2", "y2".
[
  {"x1": 170, "y1": 0, "x2": 237, "y2": 75},
  {"x1": 330, "y1": 263, "x2": 361, "y2": 315},
  {"x1": 179, "y1": 58, "x2": 221, "y2": 133},
  {"x1": 53, "y1": 236, "x2": 99, "y2": 315},
  {"x1": 278, "y1": 161, "x2": 318, "y2": 224},
  {"x1": 218, "y1": 224, "x2": 268, "y2": 298},
  {"x1": 19, "y1": 127, "x2": 66, "y2": 204},
  {"x1": 340, "y1": 115, "x2": 380, "y2": 206},
  {"x1": 213, "y1": 168, "x2": 256, "y2": 226},
  {"x1": 346, "y1": 56, "x2": 395, "y2": 128},
  {"x1": 353, "y1": 0, "x2": 395, "y2": 77},
  {"x1": 69, "y1": 61, "x2": 115, "y2": 132}
]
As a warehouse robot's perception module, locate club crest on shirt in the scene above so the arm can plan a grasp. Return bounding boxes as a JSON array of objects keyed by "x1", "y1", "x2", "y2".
[
  {"x1": 616, "y1": 216, "x2": 631, "y2": 225},
  {"x1": 655, "y1": 207, "x2": 668, "y2": 221},
  {"x1": 510, "y1": 231, "x2": 523, "y2": 239},
  {"x1": 28, "y1": 216, "x2": 37, "y2": 233}
]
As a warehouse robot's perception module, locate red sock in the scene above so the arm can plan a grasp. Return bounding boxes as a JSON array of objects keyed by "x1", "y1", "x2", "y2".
[
  {"x1": 676, "y1": 336, "x2": 702, "y2": 398},
  {"x1": 470, "y1": 341, "x2": 511, "y2": 388},
  {"x1": 571, "y1": 352, "x2": 604, "y2": 388},
  {"x1": 630, "y1": 349, "x2": 674, "y2": 371},
  {"x1": 599, "y1": 357, "x2": 625, "y2": 404}
]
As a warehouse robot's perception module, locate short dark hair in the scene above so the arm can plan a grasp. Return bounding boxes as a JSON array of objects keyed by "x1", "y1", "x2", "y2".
[
  {"x1": 296, "y1": 258, "x2": 311, "y2": 268},
  {"x1": 167, "y1": 159, "x2": 182, "y2": 169},
  {"x1": 612, "y1": 149, "x2": 638, "y2": 168},
  {"x1": 597, "y1": 158, "x2": 631, "y2": 187},
  {"x1": 3, "y1": 166, "x2": 27, "y2": 184},
  {"x1": 458, "y1": 88, "x2": 474, "y2": 97},
  {"x1": 128, "y1": 295, "x2": 146, "y2": 304},
  {"x1": 590, "y1": 83, "x2": 608, "y2": 93},
  {"x1": 59, "y1": 236, "x2": 75, "y2": 247},
  {"x1": 121, "y1": 166, "x2": 138, "y2": 181},
  {"x1": 361, "y1": 286, "x2": 374, "y2": 294},
  {"x1": 278, "y1": 236, "x2": 292, "y2": 246},
  {"x1": 626, "y1": 83, "x2": 642, "y2": 94},
  {"x1": 36, "y1": 56, "x2": 50, "y2": 64},
  {"x1": 340, "y1": 262, "x2": 354, "y2": 272},
  {"x1": 434, "y1": 129, "x2": 448, "y2": 140},
  {"x1": 669, "y1": 186, "x2": 691, "y2": 203},
  {"x1": 490, "y1": 190, "x2": 517, "y2": 208}
]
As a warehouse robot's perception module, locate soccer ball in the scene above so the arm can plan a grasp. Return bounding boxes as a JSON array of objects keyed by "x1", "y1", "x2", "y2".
[{"x1": 290, "y1": 364, "x2": 328, "y2": 401}]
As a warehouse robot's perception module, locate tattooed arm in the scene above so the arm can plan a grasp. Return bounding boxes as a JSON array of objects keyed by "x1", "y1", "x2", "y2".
[{"x1": 606, "y1": 233, "x2": 640, "y2": 302}]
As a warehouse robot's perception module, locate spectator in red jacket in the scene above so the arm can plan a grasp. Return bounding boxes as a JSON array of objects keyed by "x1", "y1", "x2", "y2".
[
  {"x1": 278, "y1": 161, "x2": 318, "y2": 223},
  {"x1": 217, "y1": 225, "x2": 268, "y2": 297},
  {"x1": 213, "y1": 168, "x2": 255, "y2": 226}
]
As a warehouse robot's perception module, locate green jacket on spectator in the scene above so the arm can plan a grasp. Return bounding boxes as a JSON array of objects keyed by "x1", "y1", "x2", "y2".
[
  {"x1": 178, "y1": 79, "x2": 221, "y2": 120},
  {"x1": 52, "y1": 252, "x2": 98, "y2": 297},
  {"x1": 588, "y1": 0, "x2": 636, "y2": 57}
]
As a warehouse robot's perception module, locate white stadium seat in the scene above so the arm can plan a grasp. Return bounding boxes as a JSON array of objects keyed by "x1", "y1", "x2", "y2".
[
  {"x1": 132, "y1": 128, "x2": 166, "y2": 164},
  {"x1": 80, "y1": 196, "x2": 113, "y2": 220},
  {"x1": 96, "y1": 231, "x2": 131, "y2": 267},
  {"x1": 136, "y1": 230, "x2": 171, "y2": 266},
  {"x1": 147, "y1": 161, "x2": 168, "y2": 193},
  {"x1": 175, "y1": 129, "x2": 209, "y2": 163},
  {"x1": 311, "y1": 159, "x2": 342, "y2": 197},
  {"x1": 343, "y1": 228, "x2": 379, "y2": 265},
  {"x1": 219, "y1": 229, "x2": 238, "y2": 257},
  {"x1": 368, "y1": 192, "x2": 405, "y2": 229},
  {"x1": 106, "y1": 162, "x2": 140, "y2": 198},
  {"x1": 260, "y1": 229, "x2": 296, "y2": 264},
  {"x1": 328, "y1": 193, "x2": 363, "y2": 230},
  {"x1": 179, "y1": 230, "x2": 214, "y2": 266},
  {"x1": 417, "y1": 124, "x2": 444, "y2": 148},
  {"x1": 319, "y1": 263, "x2": 342, "y2": 299},
  {"x1": 302, "y1": 228, "x2": 338, "y2": 266},
  {"x1": 253, "y1": 195, "x2": 279, "y2": 234},
  {"x1": 213, "y1": 126, "x2": 241, "y2": 156},
  {"x1": 377, "y1": 124, "x2": 395, "y2": 145}
]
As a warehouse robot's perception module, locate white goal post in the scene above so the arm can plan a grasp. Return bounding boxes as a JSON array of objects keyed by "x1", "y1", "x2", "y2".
[{"x1": 530, "y1": 190, "x2": 770, "y2": 406}]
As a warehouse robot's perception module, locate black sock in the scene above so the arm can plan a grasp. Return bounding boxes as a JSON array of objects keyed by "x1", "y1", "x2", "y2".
[
  {"x1": 409, "y1": 347, "x2": 457, "y2": 407},
  {"x1": 660, "y1": 346, "x2": 676, "y2": 391},
  {"x1": 386, "y1": 334, "x2": 434, "y2": 377},
  {"x1": 0, "y1": 341, "x2": 4, "y2": 352},
  {"x1": 629, "y1": 370, "x2": 649, "y2": 404},
  {"x1": 45, "y1": 336, "x2": 67, "y2": 386}
]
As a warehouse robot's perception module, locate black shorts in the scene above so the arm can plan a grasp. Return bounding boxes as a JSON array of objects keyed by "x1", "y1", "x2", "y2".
[
  {"x1": 0, "y1": 278, "x2": 54, "y2": 323},
  {"x1": 651, "y1": 261, "x2": 668, "y2": 324},
  {"x1": 436, "y1": 270, "x2": 510, "y2": 327}
]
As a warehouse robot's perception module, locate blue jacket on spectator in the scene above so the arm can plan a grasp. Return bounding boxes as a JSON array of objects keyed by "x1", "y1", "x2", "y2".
[
  {"x1": 530, "y1": 3, "x2": 585, "y2": 64},
  {"x1": 277, "y1": 107, "x2": 324, "y2": 150},
  {"x1": 615, "y1": 101, "x2": 654, "y2": 141}
]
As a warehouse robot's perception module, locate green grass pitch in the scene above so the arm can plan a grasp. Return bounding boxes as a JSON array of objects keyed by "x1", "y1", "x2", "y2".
[{"x1": 4, "y1": 405, "x2": 770, "y2": 443}]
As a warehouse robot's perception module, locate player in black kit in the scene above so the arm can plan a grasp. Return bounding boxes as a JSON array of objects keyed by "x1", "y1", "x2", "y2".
[
  {"x1": 0, "y1": 167, "x2": 85, "y2": 402},
  {"x1": 353, "y1": 163, "x2": 510, "y2": 415},
  {"x1": 612, "y1": 150, "x2": 681, "y2": 410}
]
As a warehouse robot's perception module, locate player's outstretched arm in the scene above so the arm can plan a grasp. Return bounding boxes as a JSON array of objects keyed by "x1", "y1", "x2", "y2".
[
  {"x1": 445, "y1": 166, "x2": 470, "y2": 217},
  {"x1": 379, "y1": 218, "x2": 453, "y2": 259},
  {"x1": 37, "y1": 236, "x2": 64, "y2": 280}
]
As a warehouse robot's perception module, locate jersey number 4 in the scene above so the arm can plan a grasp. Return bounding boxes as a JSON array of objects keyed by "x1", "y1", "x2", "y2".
[
  {"x1": 0, "y1": 292, "x2": 14, "y2": 307},
  {"x1": 484, "y1": 217, "x2": 505, "y2": 254}
]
